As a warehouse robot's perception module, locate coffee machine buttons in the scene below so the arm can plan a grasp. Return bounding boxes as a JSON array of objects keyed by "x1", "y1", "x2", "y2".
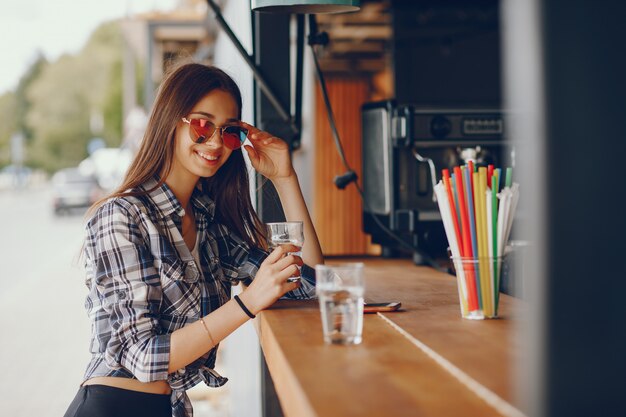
[
  {"x1": 430, "y1": 115, "x2": 452, "y2": 138},
  {"x1": 462, "y1": 117, "x2": 503, "y2": 136}
]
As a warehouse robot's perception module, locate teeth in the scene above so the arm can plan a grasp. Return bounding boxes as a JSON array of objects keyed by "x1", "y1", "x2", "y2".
[{"x1": 198, "y1": 151, "x2": 219, "y2": 161}]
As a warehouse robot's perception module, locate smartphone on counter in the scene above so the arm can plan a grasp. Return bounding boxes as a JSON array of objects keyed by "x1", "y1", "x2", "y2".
[{"x1": 363, "y1": 302, "x2": 401, "y2": 313}]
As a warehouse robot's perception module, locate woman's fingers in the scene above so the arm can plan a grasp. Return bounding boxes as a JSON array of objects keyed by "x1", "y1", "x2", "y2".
[
  {"x1": 239, "y1": 121, "x2": 277, "y2": 143},
  {"x1": 243, "y1": 145, "x2": 259, "y2": 164},
  {"x1": 256, "y1": 245, "x2": 303, "y2": 303},
  {"x1": 239, "y1": 121, "x2": 264, "y2": 139},
  {"x1": 250, "y1": 132, "x2": 273, "y2": 141},
  {"x1": 238, "y1": 120, "x2": 257, "y2": 130},
  {"x1": 272, "y1": 254, "x2": 302, "y2": 282},
  {"x1": 274, "y1": 264, "x2": 301, "y2": 283},
  {"x1": 265, "y1": 244, "x2": 300, "y2": 264},
  {"x1": 273, "y1": 253, "x2": 303, "y2": 271},
  {"x1": 281, "y1": 279, "x2": 301, "y2": 294}
]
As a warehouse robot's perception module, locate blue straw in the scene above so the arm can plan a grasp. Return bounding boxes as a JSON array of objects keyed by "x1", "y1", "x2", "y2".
[
  {"x1": 451, "y1": 174, "x2": 463, "y2": 235},
  {"x1": 463, "y1": 166, "x2": 482, "y2": 309}
]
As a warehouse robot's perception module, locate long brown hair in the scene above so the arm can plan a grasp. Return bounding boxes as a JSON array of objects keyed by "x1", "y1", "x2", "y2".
[{"x1": 89, "y1": 63, "x2": 266, "y2": 247}]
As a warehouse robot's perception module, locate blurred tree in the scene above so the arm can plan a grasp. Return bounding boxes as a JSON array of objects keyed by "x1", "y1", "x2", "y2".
[
  {"x1": 0, "y1": 54, "x2": 47, "y2": 168},
  {"x1": 0, "y1": 92, "x2": 17, "y2": 166},
  {"x1": 83, "y1": 20, "x2": 124, "y2": 147},
  {"x1": 102, "y1": 59, "x2": 123, "y2": 146},
  {"x1": 26, "y1": 21, "x2": 124, "y2": 172},
  {"x1": 16, "y1": 54, "x2": 47, "y2": 142}
]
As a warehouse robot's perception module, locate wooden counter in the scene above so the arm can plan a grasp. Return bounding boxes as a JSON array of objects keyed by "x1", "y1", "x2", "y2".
[{"x1": 255, "y1": 258, "x2": 526, "y2": 417}]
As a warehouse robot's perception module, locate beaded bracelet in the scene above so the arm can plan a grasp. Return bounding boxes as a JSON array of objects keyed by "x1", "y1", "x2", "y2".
[{"x1": 234, "y1": 294, "x2": 256, "y2": 319}]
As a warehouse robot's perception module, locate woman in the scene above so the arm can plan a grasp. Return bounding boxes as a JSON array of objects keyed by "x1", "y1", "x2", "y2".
[{"x1": 64, "y1": 63, "x2": 323, "y2": 417}]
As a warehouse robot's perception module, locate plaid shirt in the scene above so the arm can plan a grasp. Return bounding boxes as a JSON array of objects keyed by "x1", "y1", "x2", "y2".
[{"x1": 81, "y1": 177, "x2": 316, "y2": 417}]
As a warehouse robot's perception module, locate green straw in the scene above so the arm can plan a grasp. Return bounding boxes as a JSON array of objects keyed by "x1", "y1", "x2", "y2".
[
  {"x1": 492, "y1": 174, "x2": 499, "y2": 314},
  {"x1": 505, "y1": 167, "x2": 512, "y2": 188}
]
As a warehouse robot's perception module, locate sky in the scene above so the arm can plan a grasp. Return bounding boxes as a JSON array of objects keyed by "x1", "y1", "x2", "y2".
[{"x1": 0, "y1": 0, "x2": 177, "y2": 95}]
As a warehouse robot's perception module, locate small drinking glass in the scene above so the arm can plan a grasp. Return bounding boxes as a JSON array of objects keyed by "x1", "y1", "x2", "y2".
[
  {"x1": 450, "y1": 256, "x2": 504, "y2": 319},
  {"x1": 315, "y1": 263, "x2": 365, "y2": 345},
  {"x1": 266, "y1": 221, "x2": 304, "y2": 282}
]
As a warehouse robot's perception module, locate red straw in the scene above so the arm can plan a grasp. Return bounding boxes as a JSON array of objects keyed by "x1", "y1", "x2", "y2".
[
  {"x1": 453, "y1": 166, "x2": 479, "y2": 310},
  {"x1": 487, "y1": 164, "x2": 494, "y2": 188}
]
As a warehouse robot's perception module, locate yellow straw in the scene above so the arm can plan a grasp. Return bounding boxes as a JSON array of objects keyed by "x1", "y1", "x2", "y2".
[
  {"x1": 457, "y1": 271, "x2": 469, "y2": 317},
  {"x1": 473, "y1": 169, "x2": 487, "y2": 315},
  {"x1": 479, "y1": 169, "x2": 493, "y2": 317},
  {"x1": 478, "y1": 169, "x2": 487, "y2": 316}
]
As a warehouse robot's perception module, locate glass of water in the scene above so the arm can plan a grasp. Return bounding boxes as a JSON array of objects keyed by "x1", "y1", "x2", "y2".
[
  {"x1": 315, "y1": 263, "x2": 364, "y2": 345},
  {"x1": 266, "y1": 221, "x2": 304, "y2": 282}
]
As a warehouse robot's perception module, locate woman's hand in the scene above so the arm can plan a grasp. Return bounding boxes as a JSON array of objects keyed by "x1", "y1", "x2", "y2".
[
  {"x1": 238, "y1": 244, "x2": 303, "y2": 315},
  {"x1": 239, "y1": 121, "x2": 295, "y2": 181}
]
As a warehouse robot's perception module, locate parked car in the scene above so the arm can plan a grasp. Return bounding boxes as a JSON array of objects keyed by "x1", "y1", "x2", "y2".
[
  {"x1": 51, "y1": 168, "x2": 103, "y2": 215},
  {"x1": 78, "y1": 147, "x2": 133, "y2": 192},
  {"x1": 0, "y1": 164, "x2": 32, "y2": 190}
]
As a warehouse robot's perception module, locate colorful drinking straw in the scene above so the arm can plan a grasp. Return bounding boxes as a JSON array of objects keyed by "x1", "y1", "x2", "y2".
[
  {"x1": 453, "y1": 166, "x2": 479, "y2": 311},
  {"x1": 491, "y1": 174, "x2": 500, "y2": 315},
  {"x1": 486, "y1": 179, "x2": 495, "y2": 315},
  {"x1": 437, "y1": 164, "x2": 517, "y2": 318},
  {"x1": 451, "y1": 174, "x2": 463, "y2": 236},
  {"x1": 436, "y1": 179, "x2": 469, "y2": 316},
  {"x1": 463, "y1": 165, "x2": 482, "y2": 309},
  {"x1": 444, "y1": 175, "x2": 462, "y2": 256},
  {"x1": 478, "y1": 168, "x2": 493, "y2": 316},
  {"x1": 473, "y1": 168, "x2": 486, "y2": 312}
]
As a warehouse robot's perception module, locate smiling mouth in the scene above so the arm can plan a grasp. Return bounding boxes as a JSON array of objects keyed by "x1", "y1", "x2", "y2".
[{"x1": 196, "y1": 150, "x2": 220, "y2": 162}]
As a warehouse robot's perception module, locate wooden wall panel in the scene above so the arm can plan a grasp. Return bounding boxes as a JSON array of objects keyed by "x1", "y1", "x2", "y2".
[{"x1": 313, "y1": 78, "x2": 380, "y2": 256}]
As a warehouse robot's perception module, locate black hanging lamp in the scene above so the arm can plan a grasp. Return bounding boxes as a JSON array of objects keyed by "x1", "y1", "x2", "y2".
[{"x1": 251, "y1": 0, "x2": 360, "y2": 14}]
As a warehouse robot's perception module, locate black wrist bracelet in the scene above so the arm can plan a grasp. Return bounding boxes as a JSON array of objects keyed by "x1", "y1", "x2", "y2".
[{"x1": 234, "y1": 294, "x2": 256, "y2": 319}]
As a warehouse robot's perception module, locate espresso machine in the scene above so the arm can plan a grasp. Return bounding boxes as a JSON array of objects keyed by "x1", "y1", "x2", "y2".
[{"x1": 361, "y1": 101, "x2": 508, "y2": 262}]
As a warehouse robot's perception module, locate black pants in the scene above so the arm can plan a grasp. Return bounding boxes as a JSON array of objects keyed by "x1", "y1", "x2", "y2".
[{"x1": 64, "y1": 385, "x2": 171, "y2": 417}]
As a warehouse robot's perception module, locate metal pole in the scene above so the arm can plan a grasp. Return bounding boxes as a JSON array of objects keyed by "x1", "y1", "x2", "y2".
[{"x1": 292, "y1": 14, "x2": 305, "y2": 148}]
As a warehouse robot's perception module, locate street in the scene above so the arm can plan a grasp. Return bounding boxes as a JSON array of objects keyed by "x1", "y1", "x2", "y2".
[
  {"x1": 0, "y1": 185, "x2": 239, "y2": 417},
  {"x1": 0, "y1": 185, "x2": 91, "y2": 416}
]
